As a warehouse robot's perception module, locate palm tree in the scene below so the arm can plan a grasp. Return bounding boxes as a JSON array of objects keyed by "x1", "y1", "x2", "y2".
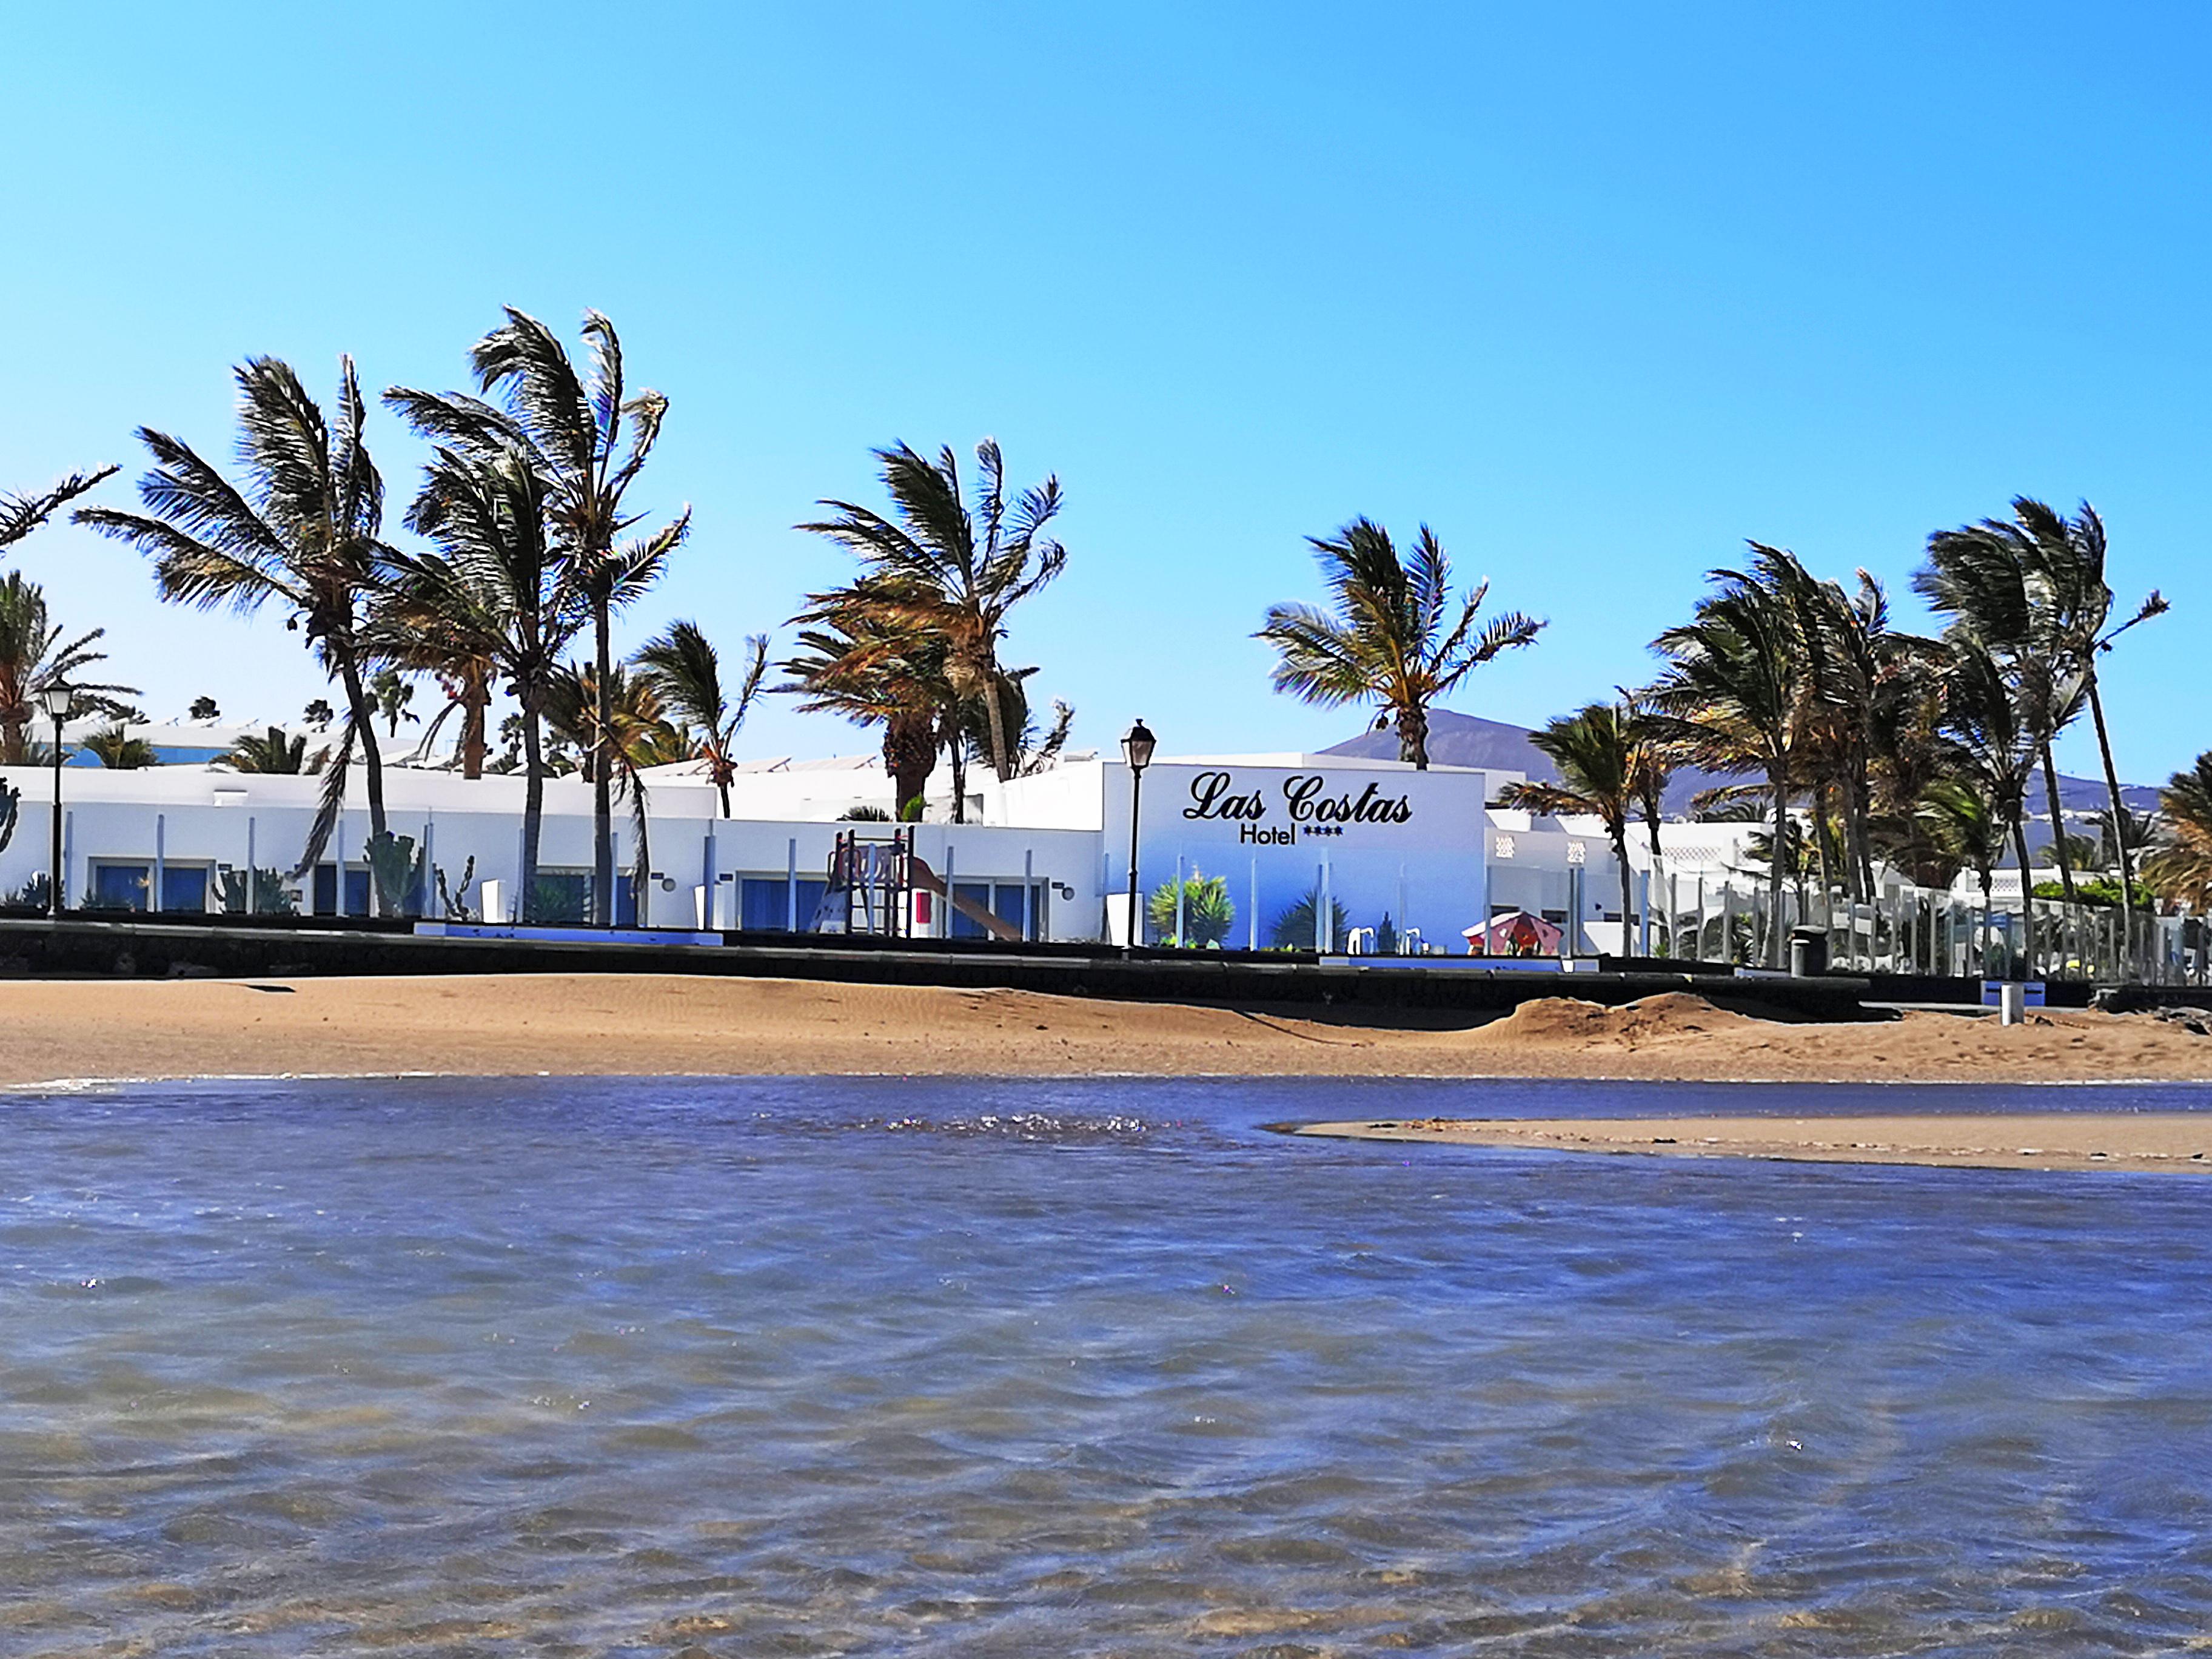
[
  {"x1": 76, "y1": 357, "x2": 397, "y2": 886},
  {"x1": 385, "y1": 442, "x2": 588, "y2": 920},
  {"x1": 783, "y1": 575, "x2": 954, "y2": 820},
  {"x1": 370, "y1": 668, "x2": 418, "y2": 738},
  {"x1": 216, "y1": 725, "x2": 317, "y2": 774},
  {"x1": 1918, "y1": 500, "x2": 2160, "y2": 928},
  {"x1": 633, "y1": 620, "x2": 769, "y2": 817},
  {"x1": 1496, "y1": 704, "x2": 1642, "y2": 948},
  {"x1": 2, "y1": 466, "x2": 116, "y2": 551},
  {"x1": 0, "y1": 572, "x2": 139, "y2": 763},
  {"x1": 799, "y1": 440, "x2": 1065, "y2": 784},
  {"x1": 1647, "y1": 555, "x2": 1801, "y2": 966},
  {"x1": 2142, "y1": 753, "x2": 2212, "y2": 911},
  {"x1": 1917, "y1": 776, "x2": 2008, "y2": 917},
  {"x1": 85, "y1": 725, "x2": 157, "y2": 768},
  {"x1": 545, "y1": 661, "x2": 686, "y2": 922},
  {"x1": 1934, "y1": 637, "x2": 2040, "y2": 970},
  {"x1": 2008, "y1": 500, "x2": 2163, "y2": 940},
  {"x1": 387, "y1": 307, "x2": 686, "y2": 923},
  {"x1": 1256, "y1": 518, "x2": 1543, "y2": 769}
]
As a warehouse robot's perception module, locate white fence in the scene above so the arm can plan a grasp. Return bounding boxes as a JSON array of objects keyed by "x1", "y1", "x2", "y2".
[{"x1": 1649, "y1": 869, "x2": 2198, "y2": 985}]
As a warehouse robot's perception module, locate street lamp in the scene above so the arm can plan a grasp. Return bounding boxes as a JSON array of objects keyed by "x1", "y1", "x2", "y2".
[
  {"x1": 41, "y1": 685, "x2": 72, "y2": 918},
  {"x1": 1121, "y1": 718, "x2": 1156, "y2": 950}
]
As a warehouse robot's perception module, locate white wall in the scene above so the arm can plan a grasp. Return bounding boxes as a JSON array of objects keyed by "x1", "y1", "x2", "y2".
[{"x1": 1078, "y1": 754, "x2": 1490, "y2": 949}]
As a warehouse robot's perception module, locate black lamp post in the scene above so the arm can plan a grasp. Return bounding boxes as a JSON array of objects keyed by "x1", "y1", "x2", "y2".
[
  {"x1": 41, "y1": 685, "x2": 72, "y2": 918},
  {"x1": 1121, "y1": 718, "x2": 1156, "y2": 950}
]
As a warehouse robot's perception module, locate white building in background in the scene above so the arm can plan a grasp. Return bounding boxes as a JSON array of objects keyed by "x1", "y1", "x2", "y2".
[{"x1": 0, "y1": 737, "x2": 1793, "y2": 951}]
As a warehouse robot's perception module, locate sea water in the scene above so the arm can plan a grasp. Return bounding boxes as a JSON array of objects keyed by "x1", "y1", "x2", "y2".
[{"x1": 4, "y1": 1075, "x2": 2211, "y2": 1656}]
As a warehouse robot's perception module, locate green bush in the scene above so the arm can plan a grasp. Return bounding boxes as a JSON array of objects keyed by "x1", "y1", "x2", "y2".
[
  {"x1": 1270, "y1": 888, "x2": 1350, "y2": 950},
  {"x1": 1148, "y1": 868, "x2": 1233, "y2": 947}
]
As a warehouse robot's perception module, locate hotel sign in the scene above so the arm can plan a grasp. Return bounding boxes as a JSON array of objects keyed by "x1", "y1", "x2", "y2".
[{"x1": 1180, "y1": 769, "x2": 1415, "y2": 846}]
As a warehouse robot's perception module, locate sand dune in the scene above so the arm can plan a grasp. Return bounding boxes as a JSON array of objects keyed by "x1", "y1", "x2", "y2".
[{"x1": 0, "y1": 976, "x2": 2208, "y2": 1089}]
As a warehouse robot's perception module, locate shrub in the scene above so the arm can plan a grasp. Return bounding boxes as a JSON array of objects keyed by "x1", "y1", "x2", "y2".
[{"x1": 1148, "y1": 868, "x2": 1233, "y2": 947}]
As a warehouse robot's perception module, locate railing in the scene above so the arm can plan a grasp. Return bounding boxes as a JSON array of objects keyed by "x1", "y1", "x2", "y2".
[{"x1": 1649, "y1": 869, "x2": 2200, "y2": 985}]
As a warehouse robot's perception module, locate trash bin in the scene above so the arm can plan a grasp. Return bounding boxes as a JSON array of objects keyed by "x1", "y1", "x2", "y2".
[{"x1": 1788, "y1": 926, "x2": 1828, "y2": 977}]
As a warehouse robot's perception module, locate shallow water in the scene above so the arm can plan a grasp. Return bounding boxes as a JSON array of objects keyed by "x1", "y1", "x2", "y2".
[{"x1": 5, "y1": 1074, "x2": 2212, "y2": 1657}]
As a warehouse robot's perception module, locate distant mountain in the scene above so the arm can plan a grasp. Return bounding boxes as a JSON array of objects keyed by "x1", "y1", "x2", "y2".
[{"x1": 1321, "y1": 708, "x2": 2160, "y2": 817}]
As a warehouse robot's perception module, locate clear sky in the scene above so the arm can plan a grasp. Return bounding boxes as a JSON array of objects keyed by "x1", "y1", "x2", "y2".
[{"x1": 4, "y1": 3, "x2": 2207, "y2": 782}]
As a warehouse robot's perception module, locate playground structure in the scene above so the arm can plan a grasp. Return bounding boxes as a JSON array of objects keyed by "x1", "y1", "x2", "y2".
[{"x1": 812, "y1": 829, "x2": 1022, "y2": 942}]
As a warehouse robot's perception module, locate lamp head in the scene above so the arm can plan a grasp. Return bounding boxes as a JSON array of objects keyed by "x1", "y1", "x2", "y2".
[
  {"x1": 39, "y1": 685, "x2": 73, "y2": 722},
  {"x1": 1121, "y1": 718, "x2": 1156, "y2": 775}
]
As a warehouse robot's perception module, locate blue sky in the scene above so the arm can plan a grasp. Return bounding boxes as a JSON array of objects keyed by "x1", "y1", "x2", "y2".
[{"x1": 4, "y1": 4, "x2": 2207, "y2": 782}]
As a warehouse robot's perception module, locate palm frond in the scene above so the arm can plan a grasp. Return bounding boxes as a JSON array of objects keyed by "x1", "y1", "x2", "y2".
[{"x1": 1, "y1": 464, "x2": 119, "y2": 549}]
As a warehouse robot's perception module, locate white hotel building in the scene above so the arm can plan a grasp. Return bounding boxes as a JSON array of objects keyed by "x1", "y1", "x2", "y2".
[{"x1": 0, "y1": 720, "x2": 1690, "y2": 953}]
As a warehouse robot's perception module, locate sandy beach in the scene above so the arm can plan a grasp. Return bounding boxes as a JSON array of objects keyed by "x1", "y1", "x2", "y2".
[
  {"x1": 0, "y1": 973, "x2": 2209, "y2": 1094},
  {"x1": 1296, "y1": 1113, "x2": 2212, "y2": 1173}
]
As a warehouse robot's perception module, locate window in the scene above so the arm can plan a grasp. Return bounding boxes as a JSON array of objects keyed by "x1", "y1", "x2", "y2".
[
  {"x1": 161, "y1": 866, "x2": 209, "y2": 913},
  {"x1": 312, "y1": 864, "x2": 372, "y2": 917},
  {"x1": 92, "y1": 862, "x2": 150, "y2": 911},
  {"x1": 530, "y1": 871, "x2": 590, "y2": 925},
  {"x1": 950, "y1": 881, "x2": 1042, "y2": 940},
  {"x1": 950, "y1": 881, "x2": 994, "y2": 939},
  {"x1": 741, "y1": 876, "x2": 828, "y2": 932}
]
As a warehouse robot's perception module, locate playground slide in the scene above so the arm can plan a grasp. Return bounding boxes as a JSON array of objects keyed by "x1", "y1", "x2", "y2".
[{"x1": 906, "y1": 854, "x2": 1024, "y2": 943}]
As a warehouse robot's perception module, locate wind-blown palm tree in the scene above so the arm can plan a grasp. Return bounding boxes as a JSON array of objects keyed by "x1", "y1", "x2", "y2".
[
  {"x1": 634, "y1": 620, "x2": 768, "y2": 817},
  {"x1": 85, "y1": 725, "x2": 158, "y2": 768},
  {"x1": 216, "y1": 726, "x2": 316, "y2": 774},
  {"x1": 1256, "y1": 518, "x2": 1543, "y2": 769},
  {"x1": 1917, "y1": 776, "x2": 2008, "y2": 919},
  {"x1": 76, "y1": 357, "x2": 396, "y2": 885},
  {"x1": 388, "y1": 308, "x2": 686, "y2": 923},
  {"x1": 545, "y1": 662, "x2": 686, "y2": 922},
  {"x1": 1919, "y1": 498, "x2": 2162, "y2": 934},
  {"x1": 2008, "y1": 500, "x2": 2162, "y2": 937},
  {"x1": 370, "y1": 668, "x2": 418, "y2": 738},
  {"x1": 2142, "y1": 753, "x2": 2212, "y2": 911},
  {"x1": 783, "y1": 574, "x2": 957, "y2": 820},
  {"x1": 799, "y1": 440, "x2": 1065, "y2": 785},
  {"x1": 1496, "y1": 704, "x2": 1643, "y2": 948},
  {"x1": 1647, "y1": 555, "x2": 1801, "y2": 966},
  {"x1": 0, "y1": 573, "x2": 139, "y2": 763},
  {"x1": 2, "y1": 466, "x2": 117, "y2": 552},
  {"x1": 385, "y1": 442, "x2": 589, "y2": 919},
  {"x1": 1935, "y1": 637, "x2": 2042, "y2": 971}
]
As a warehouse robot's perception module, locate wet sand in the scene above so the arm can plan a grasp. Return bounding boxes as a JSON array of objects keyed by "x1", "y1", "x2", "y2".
[
  {"x1": 0, "y1": 974, "x2": 2209, "y2": 1090},
  {"x1": 1296, "y1": 1113, "x2": 2212, "y2": 1173}
]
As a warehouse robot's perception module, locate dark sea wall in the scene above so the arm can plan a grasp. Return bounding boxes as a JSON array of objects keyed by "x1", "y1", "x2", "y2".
[{"x1": 0, "y1": 916, "x2": 1885, "y2": 1024}]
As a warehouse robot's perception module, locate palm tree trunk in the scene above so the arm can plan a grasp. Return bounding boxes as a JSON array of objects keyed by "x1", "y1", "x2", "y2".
[
  {"x1": 629, "y1": 782, "x2": 651, "y2": 928},
  {"x1": 460, "y1": 675, "x2": 488, "y2": 780},
  {"x1": 1, "y1": 717, "x2": 24, "y2": 766},
  {"x1": 1849, "y1": 769, "x2": 1877, "y2": 896},
  {"x1": 335, "y1": 655, "x2": 387, "y2": 840},
  {"x1": 592, "y1": 603, "x2": 614, "y2": 924},
  {"x1": 2038, "y1": 743, "x2": 2076, "y2": 903},
  {"x1": 1612, "y1": 826, "x2": 1634, "y2": 960},
  {"x1": 520, "y1": 700, "x2": 545, "y2": 925},
  {"x1": 2083, "y1": 672, "x2": 2140, "y2": 949},
  {"x1": 883, "y1": 712, "x2": 935, "y2": 820},
  {"x1": 1812, "y1": 786, "x2": 1838, "y2": 907},
  {"x1": 946, "y1": 712, "x2": 968, "y2": 825},
  {"x1": 1766, "y1": 763, "x2": 1789, "y2": 968},
  {"x1": 1399, "y1": 703, "x2": 1429, "y2": 769},
  {"x1": 979, "y1": 669, "x2": 1013, "y2": 782},
  {"x1": 2011, "y1": 813, "x2": 2037, "y2": 980}
]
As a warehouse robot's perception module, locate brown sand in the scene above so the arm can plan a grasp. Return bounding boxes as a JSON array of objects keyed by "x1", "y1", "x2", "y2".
[
  {"x1": 1296, "y1": 1114, "x2": 2212, "y2": 1173},
  {"x1": 0, "y1": 976, "x2": 2208, "y2": 1094}
]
